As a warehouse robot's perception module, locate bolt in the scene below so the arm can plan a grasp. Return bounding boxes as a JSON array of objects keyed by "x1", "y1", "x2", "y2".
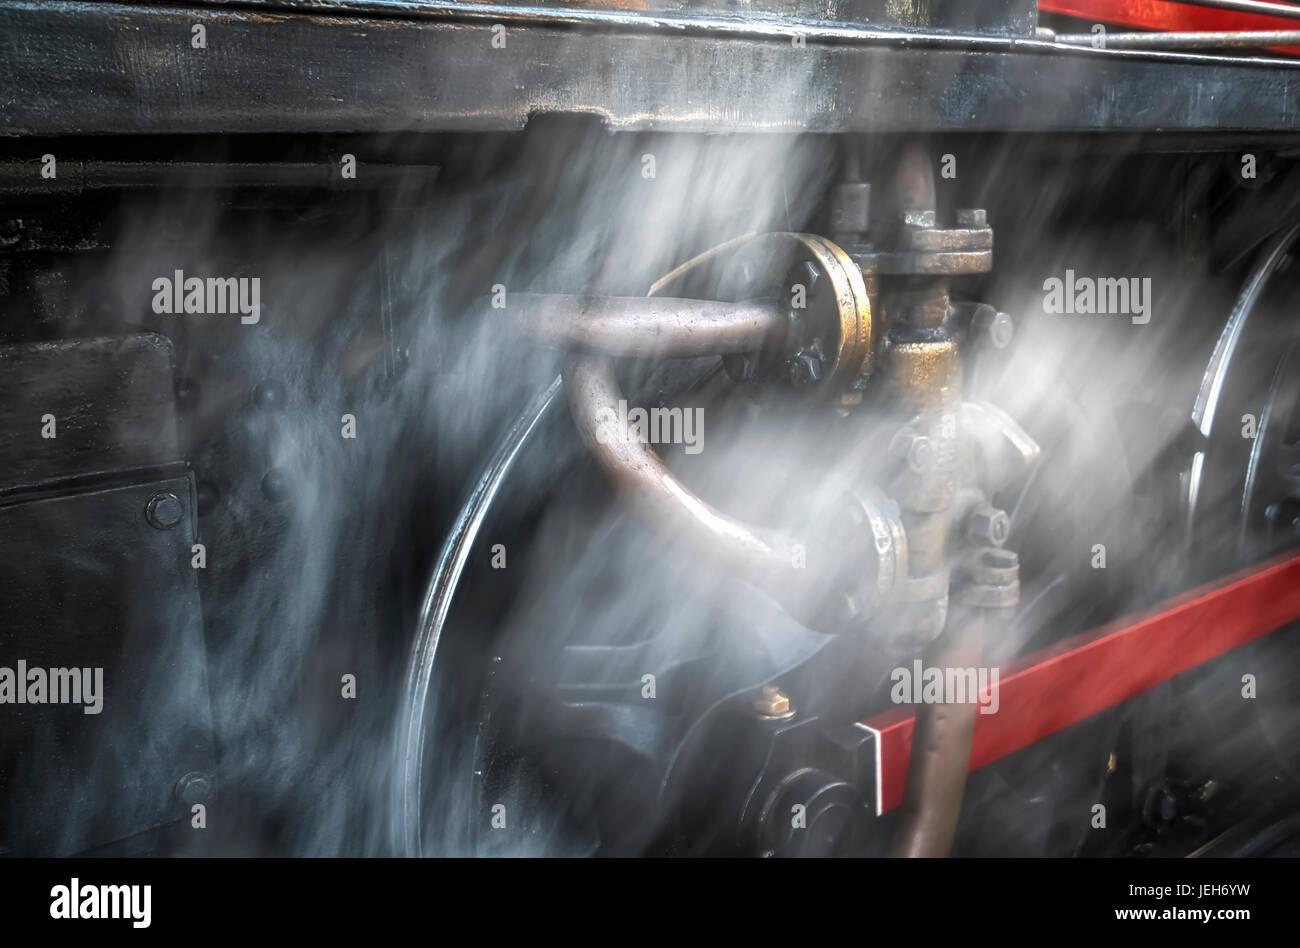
[
  {"x1": 753, "y1": 684, "x2": 796, "y2": 720},
  {"x1": 973, "y1": 309, "x2": 1014, "y2": 349},
  {"x1": 788, "y1": 350, "x2": 824, "y2": 385},
  {"x1": 145, "y1": 491, "x2": 184, "y2": 530},
  {"x1": 174, "y1": 771, "x2": 214, "y2": 806},
  {"x1": 900, "y1": 209, "x2": 936, "y2": 229},
  {"x1": 956, "y1": 208, "x2": 988, "y2": 227},
  {"x1": 890, "y1": 428, "x2": 934, "y2": 474},
  {"x1": 967, "y1": 505, "x2": 1011, "y2": 546}
]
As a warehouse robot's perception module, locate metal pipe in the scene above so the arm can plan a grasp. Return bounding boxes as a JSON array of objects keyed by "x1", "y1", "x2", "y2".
[
  {"x1": 564, "y1": 352, "x2": 801, "y2": 584},
  {"x1": 510, "y1": 293, "x2": 786, "y2": 359},
  {"x1": 890, "y1": 609, "x2": 984, "y2": 857},
  {"x1": 891, "y1": 138, "x2": 937, "y2": 223},
  {"x1": 879, "y1": 136, "x2": 977, "y2": 857},
  {"x1": 1057, "y1": 29, "x2": 1300, "y2": 48}
]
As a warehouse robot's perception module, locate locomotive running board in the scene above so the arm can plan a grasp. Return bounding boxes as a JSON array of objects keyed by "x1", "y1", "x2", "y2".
[{"x1": 858, "y1": 549, "x2": 1300, "y2": 815}]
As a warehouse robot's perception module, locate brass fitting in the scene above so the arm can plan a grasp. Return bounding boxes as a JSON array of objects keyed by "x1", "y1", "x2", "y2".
[{"x1": 753, "y1": 684, "x2": 796, "y2": 721}]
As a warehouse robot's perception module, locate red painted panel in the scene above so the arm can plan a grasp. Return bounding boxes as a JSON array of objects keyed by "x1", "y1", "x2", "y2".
[{"x1": 863, "y1": 550, "x2": 1300, "y2": 813}]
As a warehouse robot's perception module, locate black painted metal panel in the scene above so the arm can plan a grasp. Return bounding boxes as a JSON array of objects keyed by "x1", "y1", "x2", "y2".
[{"x1": 1, "y1": 2, "x2": 1299, "y2": 135}]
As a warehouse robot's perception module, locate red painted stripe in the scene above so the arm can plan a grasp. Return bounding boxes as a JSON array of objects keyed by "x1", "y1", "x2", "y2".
[
  {"x1": 863, "y1": 550, "x2": 1300, "y2": 813},
  {"x1": 1040, "y1": 0, "x2": 1300, "y2": 54}
]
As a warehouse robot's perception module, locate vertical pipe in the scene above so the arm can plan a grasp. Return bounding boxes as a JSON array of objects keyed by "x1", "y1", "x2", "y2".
[{"x1": 890, "y1": 609, "x2": 984, "y2": 857}]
